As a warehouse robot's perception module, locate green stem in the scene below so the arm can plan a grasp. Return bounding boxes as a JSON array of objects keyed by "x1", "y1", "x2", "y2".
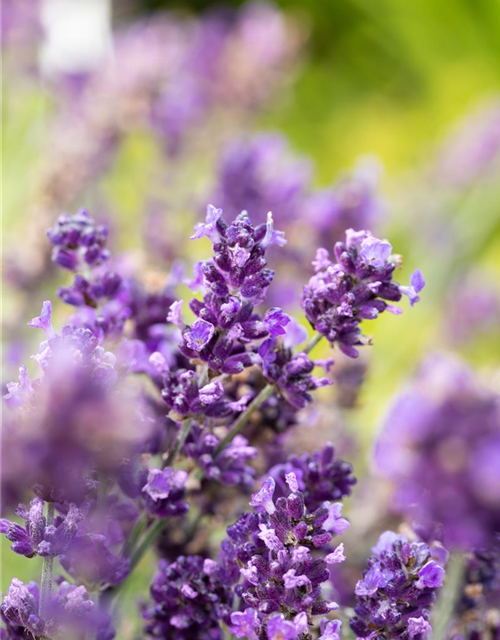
[
  {"x1": 39, "y1": 502, "x2": 55, "y2": 620},
  {"x1": 303, "y1": 332, "x2": 324, "y2": 354},
  {"x1": 215, "y1": 383, "x2": 275, "y2": 454},
  {"x1": 128, "y1": 520, "x2": 167, "y2": 572},
  {"x1": 431, "y1": 552, "x2": 465, "y2": 640},
  {"x1": 164, "y1": 418, "x2": 193, "y2": 468}
]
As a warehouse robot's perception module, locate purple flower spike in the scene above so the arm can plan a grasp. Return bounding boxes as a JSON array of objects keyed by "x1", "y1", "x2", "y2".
[
  {"x1": 266, "y1": 614, "x2": 298, "y2": 640},
  {"x1": 183, "y1": 318, "x2": 215, "y2": 351},
  {"x1": 359, "y1": 235, "x2": 393, "y2": 267},
  {"x1": 264, "y1": 307, "x2": 290, "y2": 337},
  {"x1": 191, "y1": 204, "x2": 223, "y2": 243},
  {"x1": 28, "y1": 301, "x2": 55, "y2": 338},
  {"x1": 250, "y1": 477, "x2": 276, "y2": 515},
  {"x1": 350, "y1": 531, "x2": 445, "y2": 639},
  {"x1": 303, "y1": 228, "x2": 421, "y2": 354},
  {"x1": 230, "y1": 608, "x2": 259, "y2": 639}
]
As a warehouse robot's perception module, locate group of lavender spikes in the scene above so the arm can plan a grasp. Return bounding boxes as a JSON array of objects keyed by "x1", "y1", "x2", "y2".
[{"x1": 1, "y1": 206, "x2": 435, "y2": 640}]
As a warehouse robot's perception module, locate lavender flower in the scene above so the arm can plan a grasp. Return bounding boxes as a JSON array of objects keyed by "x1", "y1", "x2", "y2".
[
  {"x1": 142, "y1": 555, "x2": 233, "y2": 639},
  {"x1": 270, "y1": 443, "x2": 356, "y2": 511},
  {"x1": 185, "y1": 428, "x2": 257, "y2": 486},
  {"x1": 212, "y1": 134, "x2": 311, "y2": 225},
  {"x1": 221, "y1": 472, "x2": 348, "y2": 636},
  {"x1": 142, "y1": 467, "x2": 190, "y2": 518},
  {"x1": 302, "y1": 230, "x2": 424, "y2": 357},
  {"x1": 259, "y1": 337, "x2": 332, "y2": 409},
  {"x1": 181, "y1": 206, "x2": 288, "y2": 373},
  {"x1": 376, "y1": 355, "x2": 500, "y2": 549},
  {"x1": 0, "y1": 499, "x2": 82, "y2": 558},
  {"x1": 1, "y1": 578, "x2": 114, "y2": 640},
  {"x1": 350, "y1": 531, "x2": 445, "y2": 639}
]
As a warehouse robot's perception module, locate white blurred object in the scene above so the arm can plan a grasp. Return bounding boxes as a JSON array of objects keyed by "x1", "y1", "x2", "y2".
[{"x1": 40, "y1": 0, "x2": 112, "y2": 76}]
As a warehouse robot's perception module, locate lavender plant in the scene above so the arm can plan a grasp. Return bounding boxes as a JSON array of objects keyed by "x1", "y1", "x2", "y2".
[{"x1": 2, "y1": 204, "x2": 451, "y2": 640}]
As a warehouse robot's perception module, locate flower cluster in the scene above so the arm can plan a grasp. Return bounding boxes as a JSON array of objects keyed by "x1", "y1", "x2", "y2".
[
  {"x1": 2, "y1": 204, "x2": 426, "y2": 640},
  {"x1": 270, "y1": 443, "x2": 357, "y2": 510},
  {"x1": 350, "y1": 531, "x2": 445, "y2": 639},
  {"x1": 302, "y1": 229, "x2": 425, "y2": 357},
  {"x1": 221, "y1": 473, "x2": 349, "y2": 639},
  {"x1": 142, "y1": 555, "x2": 233, "y2": 640},
  {"x1": 376, "y1": 354, "x2": 500, "y2": 549}
]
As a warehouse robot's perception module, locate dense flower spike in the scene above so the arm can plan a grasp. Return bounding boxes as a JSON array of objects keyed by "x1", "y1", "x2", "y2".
[
  {"x1": 0, "y1": 499, "x2": 82, "y2": 558},
  {"x1": 376, "y1": 355, "x2": 500, "y2": 549},
  {"x1": 350, "y1": 531, "x2": 445, "y2": 639},
  {"x1": 142, "y1": 555, "x2": 233, "y2": 639},
  {"x1": 182, "y1": 206, "x2": 287, "y2": 373},
  {"x1": 270, "y1": 443, "x2": 357, "y2": 511},
  {"x1": 302, "y1": 230, "x2": 425, "y2": 357},
  {"x1": 222, "y1": 473, "x2": 349, "y2": 638}
]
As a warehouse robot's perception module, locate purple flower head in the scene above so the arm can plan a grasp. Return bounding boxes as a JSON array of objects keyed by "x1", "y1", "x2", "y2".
[
  {"x1": 264, "y1": 307, "x2": 290, "y2": 337},
  {"x1": 183, "y1": 318, "x2": 215, "y2": 351},
  {"x1": 359, "y1": 236, "x2": 393, "y2": 267},
  {"x1": 230, "y1": 608, "x2": 259, "y2": 639},
  {"x1": 142, "y1": 555, "x2": 233, "y2": 639},
  {"x1": 302, "y1": 228, "x2": 421, "y2": 355},
  {"x1": 191, "y1": 204, "x2": 223, "y2": 243},
  {"x1": 250, "y1": 477, "x2": 276, "y2": 515},
  {"x1": 142, "y1": 467, "x2": 189, "y2": 518},
  {"x1": 266, "y1": 614, "x2": 299, "y2": 640},
  {"x1": 221, "y1": 471, "x2": 345, "y2": 635},
  {"x1": 355, "y1": 562, "x2": 393, "y2": 596},
  {"x1": 1, "y1": 499, "x2": 82, "y2": 558},
  {"x1": 185, "y1": 427, "x2": 257, "y2": 487},
  {"x1": 1, "y1": 579, "x2": 45, "y2": 637},
  {"x1": 350, "y1": 531, "x2": 445, "y2": 639},
  {"x1": 142, "y1": 467, "x2": 188, "y2": 502},
  {"x1": 198, "y1": 380, "x2": 224, "y2": 405},
  {"x1": 3, "y1": 365, "x2": 34, "y2": 408},
  {"x1": 416, "y1": 561, "x2": 445, "y2": 589},
  {"x1": 28, "y1": 301, "x2": 55, "y2": 338},
  {"x1": 261, "y1": 212, "x2": 287, "y2": 249},
  {"x1": 408, "y1": 617, "x2": 432, "y2": 638},
  {"x1": 399, "y1": 268, "x2": 425, "y2": 307},
  {"x1": 376, "y1": 354, "x2": 500, "y2": 549},
  {"x1": 270, "y1": 443, "x2": 357, "y2": 511},
  {"x1": 212, "y1": 134, "x2": 310, "y2": 226}
]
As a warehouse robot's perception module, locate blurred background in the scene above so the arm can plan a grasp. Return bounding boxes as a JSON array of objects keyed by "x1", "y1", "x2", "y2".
[{"x1": 3, "y1": 0, "x2": 500, "y2": 633}]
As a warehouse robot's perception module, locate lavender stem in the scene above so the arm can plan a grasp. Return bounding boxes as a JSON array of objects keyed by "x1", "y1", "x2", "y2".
[
  {"x1": 431, "y1": 553, "x2": 465, "y2": 640},
  {"x1": 39, "y1": 501, "x2": 55, "y2": 620}
]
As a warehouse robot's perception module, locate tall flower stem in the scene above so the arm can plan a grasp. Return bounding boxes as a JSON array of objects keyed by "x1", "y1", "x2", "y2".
[
  {"x1": 431, "y1": 553, "x2": 465, "y2": 640},
  {"x1": 39, "y1": 502, "x2": 55, "y2": 620},
  {"x1": 303, "y1": 332, "x2": 324, "y2": 354},
  {"x1": 164, "y1": 418, "x2": 193, "y2": 467}
]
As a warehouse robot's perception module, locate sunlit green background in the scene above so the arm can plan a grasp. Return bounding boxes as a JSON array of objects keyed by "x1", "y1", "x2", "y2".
[{"x1": 3, "y1": 0, "x2": 500, "y2": 635}]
